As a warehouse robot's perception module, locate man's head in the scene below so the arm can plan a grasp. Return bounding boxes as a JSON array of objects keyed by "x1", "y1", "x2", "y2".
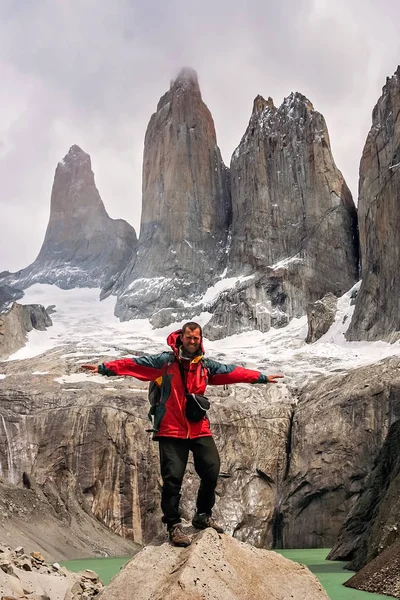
[{"x1": 180, "y1": 322, "x2": 202, "y2": 356}]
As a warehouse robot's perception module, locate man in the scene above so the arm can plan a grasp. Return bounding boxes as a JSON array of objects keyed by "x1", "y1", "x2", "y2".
[{"x1": 82, "y1": 322, "x2": 283, "y2": 547}]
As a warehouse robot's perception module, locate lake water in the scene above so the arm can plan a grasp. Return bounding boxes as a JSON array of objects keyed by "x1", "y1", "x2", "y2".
[{"x1": 62, "y1": 548, "x2": 389, "y2": 599}]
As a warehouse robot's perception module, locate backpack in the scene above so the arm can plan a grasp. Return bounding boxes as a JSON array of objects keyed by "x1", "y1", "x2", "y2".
[
  {"x1": 147, "y1": 355, "x2": 172, "y2": 424},
  {"x1": 148, "y1": 377, "x2": 162, "y2": 419}
]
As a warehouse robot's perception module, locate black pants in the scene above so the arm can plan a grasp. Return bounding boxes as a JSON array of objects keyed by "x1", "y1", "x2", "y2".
[{"x1": 158, "y1": 436, "x2": 220, "y2": 529}]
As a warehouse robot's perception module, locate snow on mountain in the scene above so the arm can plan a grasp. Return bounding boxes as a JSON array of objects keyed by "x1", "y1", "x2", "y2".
[{"x1": 4, "y1": 283, "x2": 400, "y2": 386}]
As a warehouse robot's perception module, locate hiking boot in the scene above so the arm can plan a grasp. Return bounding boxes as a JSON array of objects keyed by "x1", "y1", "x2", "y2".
[
  {"x1": 192, "y1": 513, "x2": 224, "y2": 533},
  {"x1": 168, "y1": 524, "x2": 191, "y2": 547}
]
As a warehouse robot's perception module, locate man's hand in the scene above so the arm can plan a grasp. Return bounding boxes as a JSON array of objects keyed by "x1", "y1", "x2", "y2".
[
  {"x1": 267, "y1": 374, "x2": 284, "y2": 384},
  {"x1": 81, "y1": 364, "x2": 98, "y2": 373}
]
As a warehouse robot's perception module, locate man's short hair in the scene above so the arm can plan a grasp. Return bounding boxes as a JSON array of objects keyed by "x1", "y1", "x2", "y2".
[{"x1": 181, "y1": 321, "x2": 202, "y2": 337}]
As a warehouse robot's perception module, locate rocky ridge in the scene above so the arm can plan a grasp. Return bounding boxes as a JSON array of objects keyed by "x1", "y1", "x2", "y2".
[
  {"x1": 205, "y1": 92, "x2": 359, "y2": 339},
  {"x1": 1, "y1": 145, "x2": 137, "y2": 291}
]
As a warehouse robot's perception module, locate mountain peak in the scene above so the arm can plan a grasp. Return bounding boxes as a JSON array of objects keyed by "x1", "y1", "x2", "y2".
[{"x1": 171, "y1": 67, "x2": 199, "y2": 91}]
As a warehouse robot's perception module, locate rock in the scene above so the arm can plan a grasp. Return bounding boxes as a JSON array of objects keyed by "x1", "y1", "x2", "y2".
[
  {"x1": 99, "y1": 528, "x2": 329, "y2": 600},
  {"x1": 279, "y1": 357, "x2": 400, "y2": 549},
  {"x1": 79, "y1": 568, "x2": 99, "y2": 582},
  {"x1": 0, "y1": 302, "x2": 52, "y2": 360},
  {"x1": 344, "y1": 536, "x2": 400, "y2": 597},
  {"x1": 0, "y1": 145, "x2": 137, "y2": 291},
  {"x1": 208, "y1": 92, "x2": 359, "y2": 338},
  {"x1": 111, "y1": 67, "x2": 231, "y2": 321},
  {"x1": 347, "y1": 66, "x2": 400, "y2": 341},
  {"x1": 305, "y1": 292, "x2": 338, "y2": 343},
  {"x1": 328, "y1": 418, "x2": 400, "y2": 570},
  {"x1": 0, "y1": 543, "x2": 104, "y2": 599},
  {"x1": 30, "y1": 552, "x2": 45, "y2": 563}
]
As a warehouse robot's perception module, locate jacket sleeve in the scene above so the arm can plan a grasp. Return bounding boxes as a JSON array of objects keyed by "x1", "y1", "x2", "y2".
[
  {"x1": 98, "y1": 352, "x2": 171, "y2": 381},
  {"x1": 205, "y1": 358, "x2": 269, "y2": 385}
]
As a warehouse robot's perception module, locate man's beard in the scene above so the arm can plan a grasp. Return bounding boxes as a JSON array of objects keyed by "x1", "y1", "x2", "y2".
[{"x1": 181, "y1": 347, "x2": 199, "y2": 359}]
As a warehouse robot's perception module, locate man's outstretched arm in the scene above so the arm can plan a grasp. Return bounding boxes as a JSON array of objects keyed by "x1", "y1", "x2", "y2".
[
  {"x1": 81, "y1": 351, "x2": 171, "y2": 381},
  {"x1": 205, "y1": 358, "x2": 283, "y2": 385}
]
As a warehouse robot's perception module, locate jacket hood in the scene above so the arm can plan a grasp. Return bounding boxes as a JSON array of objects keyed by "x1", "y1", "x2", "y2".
[{"x1": 167, "y1": 329, "x2": 205, "y2": 359}]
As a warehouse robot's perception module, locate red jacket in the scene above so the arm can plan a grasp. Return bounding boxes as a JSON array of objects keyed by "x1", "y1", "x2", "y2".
[{"x1": 98, "y1": 329, "x2": 269, "y2": 439}]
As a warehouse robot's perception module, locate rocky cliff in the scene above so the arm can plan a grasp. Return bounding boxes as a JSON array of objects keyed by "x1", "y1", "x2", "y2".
[
  {"x1": 1, "y1": 145, "x2": 137, "y2": 291},
  {"x1": 1, "y1": 346, "x2": 399, "y2": 552},
  {"x1": 347, "y1": 66, "x2": 400, "y2": 341},
  {"x1": 328, "y1": 419, "x2": 400, "y2": 597},
  {"x1": 205, "y1": 93, "x2": 359, "y2": 339},
  {"x1": 328, "y1": 418, "x2": 400, "y2": 570},
  {"x1": 0, "y1": 302, "x2": 52, "y2": 359},
  {"x1": 110, "y1": 68, "x2": 231, "y2": 325}
]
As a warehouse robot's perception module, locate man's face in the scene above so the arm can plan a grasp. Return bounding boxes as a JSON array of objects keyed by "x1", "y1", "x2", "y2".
[{"x1": 181, "y1": 327, "x2": 202, "y2": 355}]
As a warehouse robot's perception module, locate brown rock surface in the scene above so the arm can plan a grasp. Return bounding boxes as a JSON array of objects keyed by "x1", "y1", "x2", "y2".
[
  {"x1": 347, "y1": 66, "x2": 400, "y2": 341},
  {"x1": 99, "y1": 528, "x2": 329, "y2": 600},
  {"x1": 113, "y1": 68, "x2": 231, "y2": 324}
]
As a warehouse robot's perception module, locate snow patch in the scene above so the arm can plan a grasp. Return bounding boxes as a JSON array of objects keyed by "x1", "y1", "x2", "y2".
[{"x1": 201, "y1": 276, "x2": 254, "y2": 305}]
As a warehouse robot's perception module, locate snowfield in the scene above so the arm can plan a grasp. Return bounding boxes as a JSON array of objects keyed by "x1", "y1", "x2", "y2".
[{"x1": 3, "y1": 283, "x2": 400, "y2": 385}]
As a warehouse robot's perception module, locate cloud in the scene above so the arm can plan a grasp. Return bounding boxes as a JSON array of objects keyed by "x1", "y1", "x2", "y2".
[{"x1": 0, "y1": 0, "x2": 399, "y2": 271}]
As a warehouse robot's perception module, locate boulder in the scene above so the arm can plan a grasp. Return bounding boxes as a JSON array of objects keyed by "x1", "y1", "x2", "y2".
[
  {"x1": 305, "y1": 292, "x2": 338, "y2": 343},
  {"x1": 0, "y1": 542, "x2": 105, "y2": 599},
  {"x1": 99, "y1": 528, "x2": 329, "y2": 600}
]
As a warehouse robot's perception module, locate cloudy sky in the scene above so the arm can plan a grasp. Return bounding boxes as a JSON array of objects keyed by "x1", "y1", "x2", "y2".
[{"x1": 1, "y1": 0, "x2": 399, "y2": 272}]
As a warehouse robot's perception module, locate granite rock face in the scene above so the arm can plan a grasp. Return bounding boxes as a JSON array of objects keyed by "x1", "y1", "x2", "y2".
[
  {"x1": 278, "y1": 357, "x2": 400, "y2": 549},
  {"x1": 0, "y1": 349, "x2": 293, "y2": 548},
  {"x1": 100, "y1": 528, "x2": 329, "y2": 600},
  {"x1": 206, "y1": 93, "x2": 359, "y2": 339},
  {"x1": 328, "y1": 418, "x2": 400, "y2": 570},
  {"x1": 1, "y1": 347, "x2": 400, "y2": 553},
  {"x1": 0, "y1": 302, "x2": 52, "y2": 359},
  {"x1": 111, "y1": 68, "x2": 231, "y2": 325},
  {"x1": 347, "y1": 66, "x2": 400, "y2": 342},
  {"x1": 1, "y1": 145, "x2": 137, "y2": 290}
]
